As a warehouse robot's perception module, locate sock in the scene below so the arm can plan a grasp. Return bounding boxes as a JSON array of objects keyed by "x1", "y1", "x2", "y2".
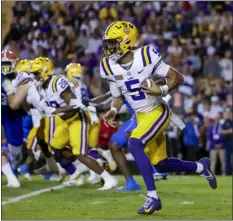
[
  {"x1": 156, "y1": 157, "x2": 197, "y2": 173},
  {"x1": 128, "y1": 138, "x2": 156, "y2": 191},
  {"x1": 148, "y1": 190, "x2": 158, "y2": 199},
  {"x1": 2, "y1": 163, "x2": 14, "y2": 176},
  {"x1": 126, "y1": 176, "x2": 137, "y2": 185},
  {"x1": 45, "y1": 157, "x2": 58, "y2": 173},
  {"x1": 65, "y1": 163, "x2": 76, "y2": 175},
  {"x1": 196, "y1": 162, "x2": 204, "y2": 173},
  {"x1": 88, "y1": 147, "x2": 100, "y2": 160}
]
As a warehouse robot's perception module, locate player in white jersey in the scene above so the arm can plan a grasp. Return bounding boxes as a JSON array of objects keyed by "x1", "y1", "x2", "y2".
[
  {"x1": 100, "y1": 21, "x2": 217, "y2": 214},
  {"x1": 3, "y1": 58, "x2": 64, "y2": 180},
  {"x1": 30, "y1": 58, "x2": 118, "y2": 190}
]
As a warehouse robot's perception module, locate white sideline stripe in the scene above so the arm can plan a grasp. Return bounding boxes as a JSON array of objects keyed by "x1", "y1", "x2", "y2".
[{"x1": 2, "y1": 184, "x2": 67, "y2": 206}]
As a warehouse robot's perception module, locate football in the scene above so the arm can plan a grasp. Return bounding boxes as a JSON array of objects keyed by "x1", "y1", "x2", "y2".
[{"x1": 141, "y1": 75, "x2": 167, "y2": 88}]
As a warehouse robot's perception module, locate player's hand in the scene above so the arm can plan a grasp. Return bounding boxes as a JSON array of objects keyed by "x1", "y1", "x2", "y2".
[
  {"x1": 141, "y1": 79, "x2": 162, "y2": 96},
  {"x1": 103, "y1": 110, "x2": 117, "y2": 128},
  {"x1": 70, "y1": 99, "x2": 86, "y2": 110}
]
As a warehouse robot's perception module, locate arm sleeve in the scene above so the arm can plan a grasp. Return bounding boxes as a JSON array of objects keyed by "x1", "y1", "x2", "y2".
[{"x1": 149, "y1": 46, "x2": 170, "y2": 77}]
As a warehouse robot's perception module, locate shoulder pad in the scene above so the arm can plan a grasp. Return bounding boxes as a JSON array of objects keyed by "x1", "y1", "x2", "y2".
[
  {"x1": 100, "y1": 57, "x2": 115, "y2": 78},
  {"x1": 140, "y1": 45, "x2": 161, "y2": 67},
  {"x1": 51, "y1": 76, "x2": 69, "y2": 93}
]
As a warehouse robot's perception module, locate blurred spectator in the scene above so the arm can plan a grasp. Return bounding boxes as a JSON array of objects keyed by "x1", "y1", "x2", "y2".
[
  {"x1": 219, "y1": 50, "x2": 232, "y2": 82},
  {"x1": 207, "y1": 113, "x2": 225, "y2": 174},
  {"x1": 166, "y1": 123, "x2": 180, "y2": 158},
  {"x1": 209, "y1": 96, "x2": 223, "y2": 119},
  {"x1": 183, "y1": 113, "x2": 200, "y2": 161},
  {"x1": 221, "y1": 109, "x2": 233, "y2": 175}
]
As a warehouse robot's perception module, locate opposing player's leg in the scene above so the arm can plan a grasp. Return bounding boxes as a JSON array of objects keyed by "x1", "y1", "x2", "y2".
[
  {"x1": 110, "y1": 116, "x2": 141, "y2": 191},
  {"x1": 2, "y1": 117, "x2": 24, "y2": 175},
  {"x1": 1, "y1": 148, "x2": 20, "y2": 188},
  {"x1": 129, "y1": 103, "x2": 170, "y2": 214}
]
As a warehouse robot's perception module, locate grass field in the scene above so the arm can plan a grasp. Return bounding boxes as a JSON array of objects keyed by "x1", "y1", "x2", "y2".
[{"x1": 2, "y1": 175, "x2": 232, "y2": 220}]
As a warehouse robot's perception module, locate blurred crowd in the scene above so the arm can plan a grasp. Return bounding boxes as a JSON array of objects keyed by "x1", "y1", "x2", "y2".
[{"x1": 3, "y1": 1, "x2": 233, "y2": 175}]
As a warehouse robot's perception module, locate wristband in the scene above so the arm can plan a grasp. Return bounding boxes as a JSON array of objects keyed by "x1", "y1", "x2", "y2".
[
  {"x1": 110, "y1": 107, "x2": 118, "y2": 115},
  {"x1": 160, "y1": 85, "x2": 169, "y2": 96}
]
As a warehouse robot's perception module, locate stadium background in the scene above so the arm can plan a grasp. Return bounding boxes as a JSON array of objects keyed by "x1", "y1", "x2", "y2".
[{"x1": 2, "y1": 1, "x2": 233, "y2": 175}]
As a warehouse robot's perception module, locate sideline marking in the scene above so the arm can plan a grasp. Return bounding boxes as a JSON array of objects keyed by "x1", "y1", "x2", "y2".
[{"x1": 2, "y1": 184, "x2": 67, "y2": 206}]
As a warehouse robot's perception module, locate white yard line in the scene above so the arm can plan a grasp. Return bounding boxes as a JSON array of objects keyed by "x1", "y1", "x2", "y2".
[{"x1": 2, "y1": 184, "x2": 67, "y2": 206}]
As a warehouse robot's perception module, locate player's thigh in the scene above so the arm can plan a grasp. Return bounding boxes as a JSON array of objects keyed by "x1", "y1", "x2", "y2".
[
  {"x1": 145, "y1": 133, "x2": 167, "y2": 165},
  {"x1": 89, "y1": 122, "x2": 100, "y2": 148},
  {"x1": 49, "y1": 117, "x2": 69, "y2": 150},
  {"x1": 131, "y1": 103, "x2": 170, "y2": 146},
  {"x1": 68, "y1": 111, "x2": 90, "y2": 155},
  {"x1": 110, "y1": 118, "x2": 135, "y2": 148}
]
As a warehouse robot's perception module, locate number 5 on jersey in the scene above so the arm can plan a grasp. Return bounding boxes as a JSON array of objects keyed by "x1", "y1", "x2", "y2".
[{"x1": 125, "y1": 79, "x2": 146, "y2": 101}]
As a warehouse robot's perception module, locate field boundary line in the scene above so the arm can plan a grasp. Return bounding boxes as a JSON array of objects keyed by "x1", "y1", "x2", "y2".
[{"x1": 2, "y1": 184, "x2": 67, "y2": 206}]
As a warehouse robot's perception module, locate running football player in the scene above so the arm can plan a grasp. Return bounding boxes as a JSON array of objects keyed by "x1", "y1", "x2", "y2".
[
  {"x1": 100, "y1": 21, "x2": 217, "y2": 214},
  {"x1": 30, "y1": 58, "x2": 118, "y2": 190}
]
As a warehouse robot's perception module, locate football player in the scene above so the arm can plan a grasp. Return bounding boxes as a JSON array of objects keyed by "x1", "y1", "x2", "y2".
[
  {"x1": 30, "y1": 58, "x2": 118, "y2": 190},
  {"x1": 1, "y1": 50, "x2": 24, "y2": 187},
  {"x1": 100, "y1": 21, "x2": 217, "y2": 214},
  {"x1": 65, "y1": 62, "x2": 107, "y2": 184}
]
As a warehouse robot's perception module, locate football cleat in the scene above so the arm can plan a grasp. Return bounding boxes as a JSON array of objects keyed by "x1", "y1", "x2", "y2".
[
  {"x1": 138, "y1": 195, "x2": 162, "y2": 215},
  {"x1": 63, "y1": 175, "x2": 85, "y2": 186},
  {"x1": 98, "y1": 175, "x2": 118, "y2": 191},
  {"x1": 199, "y1": 157, "x2": 217, "y2": 189},
  {"x1": 153, "y1": 172, "x2": 169, "y2": 181},
  {"x1": 18, "y1": 164, "x2": 31, "y2": 180},
  {"x1": 7, "y1": 174, "x2": 21, "y2": 188},
  {"x1": 115, "y1": 182, "x2": 141, "y2": 192},
  {"x1": 87, "y1": 170, "x2": 101, "y2": 184}
]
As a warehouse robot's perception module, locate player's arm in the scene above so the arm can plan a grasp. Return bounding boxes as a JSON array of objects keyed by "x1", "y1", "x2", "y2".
[
  {"x1": 103, "y1": 82, "x2": 123, "y2": 128},
  {"x1": 141, "y1": 46, "x2": 184, "y2": 96},
  {"x1": 90, "y1": 91, "x2": 112, "y2": 104},
  {"x1": 5, "y1": 82, "x2": 30, "y2": 110}
]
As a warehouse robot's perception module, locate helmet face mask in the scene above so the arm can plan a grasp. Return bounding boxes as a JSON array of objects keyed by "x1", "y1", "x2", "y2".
[
  {"x1": 1, "y1": 50, "x2": 17, "y2": 75},
  {"x1": 1, "y1": 61, "x2": 13, "y2": 75}
]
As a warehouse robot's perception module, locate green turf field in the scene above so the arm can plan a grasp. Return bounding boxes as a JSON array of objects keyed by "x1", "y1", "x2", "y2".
[{"x1": 2, "y1": 175, "x2": 232, "y2": 220}]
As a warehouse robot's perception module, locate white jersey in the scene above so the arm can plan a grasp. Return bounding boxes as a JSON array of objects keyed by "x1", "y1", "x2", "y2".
[
  {"x1": 69, "y1": 77, "x2": 89, "y2": 101},
  {"x1": 39, "y1": 75, "x2": 70, "y2": 108},
  {"x1": 100, "y1": 45, "x2": 170, "y2": 113}
]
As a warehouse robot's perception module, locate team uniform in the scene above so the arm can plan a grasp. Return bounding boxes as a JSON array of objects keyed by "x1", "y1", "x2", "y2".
[
  {"x1": 1, "y1": 73, "x2": 24, "y2": 172},
  {"x1": 69, "y1": 77, "x2": 100, "y2": 149},
  {"x1": 101, "y1": 45, "x2": 171, "y2": 164},
  {"x1": 102, "y1": 20, "x2": 217, "y2": 214},
  {"x1": 39, "y1": 75, "x2": 90, "y2": 156}
]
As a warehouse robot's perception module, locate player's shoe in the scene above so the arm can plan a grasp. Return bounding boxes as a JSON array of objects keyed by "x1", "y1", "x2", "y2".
[
  {"x1": 199, "y1": 157, "x2": 217, "y2": 189},
  {"x1": 44, "y1": 173, "x2": 66, "y2": 182},
  {"x1": 7, "y1": 174, "x2": 21, "y2": 188},
  {"x1": 98, "y1": 175, "x2": 118, "y2": 190},
  {"x1": 138, "y1": 195, "x2": 162, "y2": 215},
  {"x1": 18, "y1": 164, "x2": 31, "y2": 180},
  {"x1": 63, "y1": 175, "x2": 85, "y2": 186},
  {"x1": 153, "y1": 172, "x2": 169, "y2": 181},
  {"x1": 87, "y1": 170, "x2": 101, "y2": 184},
  {"x1": 115, "y1": 182, "x2": 141, "y2": 191}
]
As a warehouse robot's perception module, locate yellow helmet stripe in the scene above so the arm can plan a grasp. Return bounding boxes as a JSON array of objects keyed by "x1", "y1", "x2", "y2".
[
  {"x1": 101, "y1": 58, "x2": 114, "y2": 76},
  {"x1": 141, "y1": 46, "x2": 152, "y2": 67},
  {"x1": 52, "y1": 76, "x2": 63, "y2": 92}
]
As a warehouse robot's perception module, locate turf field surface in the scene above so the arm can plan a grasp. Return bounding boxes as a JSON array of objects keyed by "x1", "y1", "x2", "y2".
[{"x1": 1, "y1": 175, "x2": 232, "y2": 220}]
